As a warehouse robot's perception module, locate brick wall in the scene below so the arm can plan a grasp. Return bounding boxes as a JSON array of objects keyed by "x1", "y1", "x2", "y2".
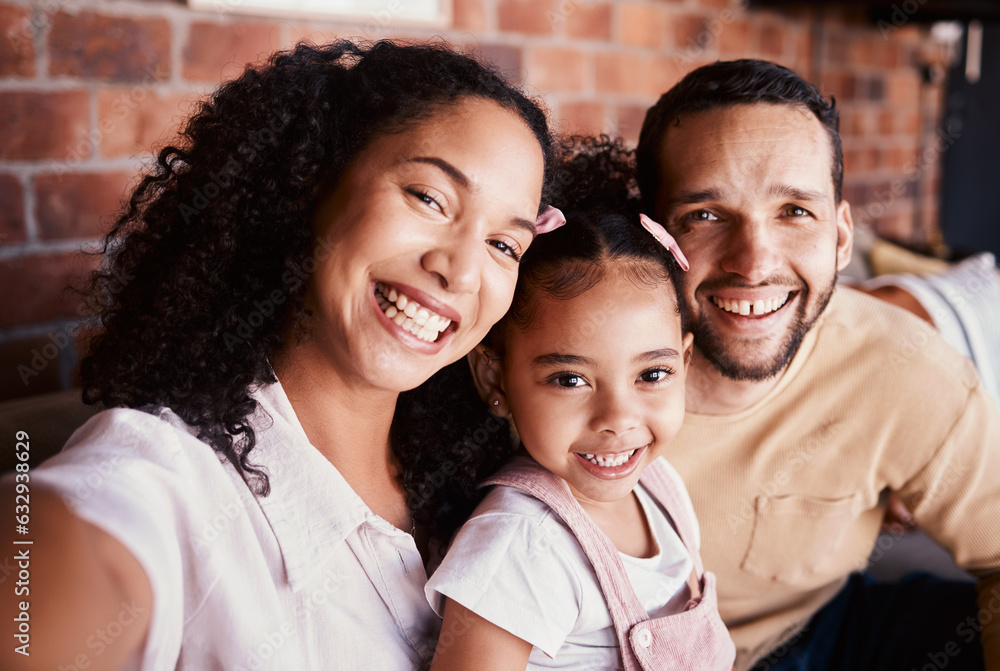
[{"x1": 0, "y1": 0, "x2": 956, "y2": 402}]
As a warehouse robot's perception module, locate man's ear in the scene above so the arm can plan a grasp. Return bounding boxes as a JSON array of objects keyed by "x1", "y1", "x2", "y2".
[
  {"x1": 467, "y1": 344, "x2": 509, "y2": 416},
  {"x1": 835, "y1": 199, "x2": 854, "y2": 272}
]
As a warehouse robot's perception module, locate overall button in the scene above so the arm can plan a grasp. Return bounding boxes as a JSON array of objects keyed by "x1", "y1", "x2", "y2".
[{"x1": 636, "y1": 627, "x2": 652, "y2": 648}]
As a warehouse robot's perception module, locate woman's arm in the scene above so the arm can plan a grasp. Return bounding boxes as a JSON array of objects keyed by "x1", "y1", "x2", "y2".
[
  {"x1": 0, "y1": 482, "x2": 153, "y2": 671},
  {"x1": 430, "y1": 597, "x2": 533, "y2": 671}
]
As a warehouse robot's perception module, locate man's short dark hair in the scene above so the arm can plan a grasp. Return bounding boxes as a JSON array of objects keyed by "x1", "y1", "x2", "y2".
[{"x1": 636, "y1": 59, "x2": 843, "y2": 206}]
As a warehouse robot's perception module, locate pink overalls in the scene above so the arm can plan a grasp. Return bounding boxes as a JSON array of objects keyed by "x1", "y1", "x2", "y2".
[{"x1": 483, "y1": 456, "x2": 736, "y2": 671}]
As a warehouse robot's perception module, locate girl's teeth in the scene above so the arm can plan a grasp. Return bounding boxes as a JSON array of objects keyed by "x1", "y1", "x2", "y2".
[
  {"x1": 581, "y1": 449, "x2": 637, "y2": 468},
  {"x1": 375, "y1": 283, "x2": 452, "y2": 343}
]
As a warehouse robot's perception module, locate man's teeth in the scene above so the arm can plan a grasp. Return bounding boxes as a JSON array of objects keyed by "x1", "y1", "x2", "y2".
[
  {"x1": 712, "y1": 294, "x2": 790, "y2": 316},
  {"x1": 375, "y1": 282, "x2": 452, "y2": 343},
  {"x1": 580, "y1": 450, "x2": 636, "y2": 468}
]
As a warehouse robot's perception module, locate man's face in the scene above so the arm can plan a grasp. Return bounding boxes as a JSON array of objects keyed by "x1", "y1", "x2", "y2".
[{"x1": 653, "y1": 103, "x2": 853, "y2": 381}]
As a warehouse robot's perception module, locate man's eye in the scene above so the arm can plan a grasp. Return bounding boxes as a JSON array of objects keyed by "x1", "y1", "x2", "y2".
[
  {"x1": 784, "y1": 205, "x2": 810, "y2": 217},
  {"x1": 689, "y1": 210, "x2": 719, "y2": 222}
]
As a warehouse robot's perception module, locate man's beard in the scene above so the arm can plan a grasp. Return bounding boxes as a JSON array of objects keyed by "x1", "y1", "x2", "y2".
[{"x1": 684, "y1": 272, "x2": 837, "y2": 383}]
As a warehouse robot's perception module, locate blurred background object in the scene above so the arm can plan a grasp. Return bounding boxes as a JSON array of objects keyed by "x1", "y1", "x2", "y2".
[{"x1": 1, "y1": 0, "x2": 998, "y2": 404}]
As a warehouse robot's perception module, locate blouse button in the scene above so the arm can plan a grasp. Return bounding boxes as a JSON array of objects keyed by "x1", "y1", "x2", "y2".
[{"x1": 637, "y1": 628, "x2": 652, "y2": 648}]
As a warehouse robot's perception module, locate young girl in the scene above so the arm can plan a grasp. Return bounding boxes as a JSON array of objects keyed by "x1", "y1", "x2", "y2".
[{"x1": 426, "y1": 139, "x2": 736, "y2": 670}]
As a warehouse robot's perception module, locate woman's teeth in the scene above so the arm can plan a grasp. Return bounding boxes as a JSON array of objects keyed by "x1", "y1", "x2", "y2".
[
  {"x1": 579, "y1": 450, "x2": 636, "y2": 468},
  {"x1": 375, "y1": 282, "x2": 452, "y2": 343},
  {"x1": 713, "y1": 293, "x2": 790, "y2": 316}
]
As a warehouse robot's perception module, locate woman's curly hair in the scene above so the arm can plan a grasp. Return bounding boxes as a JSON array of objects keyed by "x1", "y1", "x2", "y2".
[
  {"x1": 81, "y1": 40, "x2": 556, "y2": 523},
  {"x1": 417, "y1": 135, "x2": 689, "y2": 549}
]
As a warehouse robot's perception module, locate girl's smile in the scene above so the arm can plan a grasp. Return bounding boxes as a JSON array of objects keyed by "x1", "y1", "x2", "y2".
[{"x1": 494, "y1": 267, "x2": 693, "y2": 509}]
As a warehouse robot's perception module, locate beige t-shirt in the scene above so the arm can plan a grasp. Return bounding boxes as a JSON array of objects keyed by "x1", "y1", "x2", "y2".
[{"x1": 666, "y1": 287, "x2": 1000, "y2": 670}]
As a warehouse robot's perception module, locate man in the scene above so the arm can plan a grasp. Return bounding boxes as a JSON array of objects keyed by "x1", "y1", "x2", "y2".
[{"x1": 636, "y1": 59, "x2": 1000, "y2": 671}]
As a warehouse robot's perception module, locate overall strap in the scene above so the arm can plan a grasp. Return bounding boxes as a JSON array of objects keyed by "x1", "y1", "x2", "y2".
[
  {"x1": 482, "y1": 456, "x2": 648, "y2": 671},
  {"x1": 637, "y1": 459, "x2": 705, "y2": 578}
]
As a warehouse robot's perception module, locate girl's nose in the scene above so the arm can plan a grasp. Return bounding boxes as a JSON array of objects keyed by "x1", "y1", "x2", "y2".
[{"x1": 588, "y1": 388, "x2": 640, "y2": 436}]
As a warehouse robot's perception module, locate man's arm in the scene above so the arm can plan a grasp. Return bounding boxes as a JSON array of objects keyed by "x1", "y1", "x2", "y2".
[
  {"x1": 0, "y1": 482, "x2": 152, "y2": 671},
  {"x1": 898, "y1": 382, "x2": 1000, "y2": 668}
]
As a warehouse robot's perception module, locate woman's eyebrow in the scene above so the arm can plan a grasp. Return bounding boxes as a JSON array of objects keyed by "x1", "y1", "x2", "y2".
[
  {"x1": 408, "y1": 156, "x2": 470, "y2": 188},
  {"x1": 408, "y1": 156, "x2": 536, "y2": 235}
]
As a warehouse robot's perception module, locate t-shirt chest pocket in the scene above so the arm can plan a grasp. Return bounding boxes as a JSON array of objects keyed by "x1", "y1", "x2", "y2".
[{"x1": 740, "y1": 493, "x2": 859, "y2": 583}]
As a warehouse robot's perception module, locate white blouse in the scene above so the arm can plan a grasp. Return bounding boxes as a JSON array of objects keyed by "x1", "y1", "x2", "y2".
[{"x1": 26, "y1": 382, "x2": 437, "y2": 670}]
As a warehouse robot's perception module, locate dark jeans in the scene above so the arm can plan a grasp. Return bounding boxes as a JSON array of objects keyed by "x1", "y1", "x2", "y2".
[{"x1": 750, "y1": 572, "x2": 985, "y2": 671}]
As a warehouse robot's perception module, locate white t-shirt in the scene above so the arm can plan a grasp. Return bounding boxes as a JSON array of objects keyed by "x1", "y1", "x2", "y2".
[
  {"x1": 23, "y1": 382, "x2": 438, "y2": 670},
  {"x1": 425, "y1": 477, "x2": 696, "y2": 670}
]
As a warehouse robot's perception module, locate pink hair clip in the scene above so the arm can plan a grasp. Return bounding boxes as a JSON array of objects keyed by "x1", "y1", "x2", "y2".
[
  {"x1": 639, "y1": 213, "x2": 689, "y2": 271},
  {"x1": 535, "y1": 205, "x2": 566, "y2": 235}
]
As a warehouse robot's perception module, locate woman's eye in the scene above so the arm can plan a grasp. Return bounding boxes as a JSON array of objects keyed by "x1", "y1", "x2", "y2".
[
  {"x1": 489, "y1": 239, "x2": 522, "y2": 262},
  {"x1": 408, "y1": 188, "x2": 444, "y2": 213},
  {"x1": 552, "y1": 374, "x2": 586, "y2": 388},
  {"x1": 639, "y1": 368, "x2": 674, "y2": 384}
]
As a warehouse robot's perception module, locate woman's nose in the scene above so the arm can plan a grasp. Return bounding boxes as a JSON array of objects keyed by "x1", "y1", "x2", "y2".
[{"x1": 421, "y1": 228, "x2": 482, "y2": 294}]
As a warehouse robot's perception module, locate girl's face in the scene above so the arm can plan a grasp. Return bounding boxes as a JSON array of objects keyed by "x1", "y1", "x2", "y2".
[
  {"x1": 298, "y1": 97, "x2": 545, "y2": 394},
  {"x1": 499, "y1": 269, "x2": 693, "y2": 507}
]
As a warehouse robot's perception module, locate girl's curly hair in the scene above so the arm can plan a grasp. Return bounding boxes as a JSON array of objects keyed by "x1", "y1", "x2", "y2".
[{"x1": 80, "y1": 40, "x2": 556, "y2": 528}]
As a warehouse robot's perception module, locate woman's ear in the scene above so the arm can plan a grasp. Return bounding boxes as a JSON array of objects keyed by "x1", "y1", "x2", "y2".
[
  {"x1": 682, "y1": 331, "x2": 694, "y2": 366},
  {"x1": 467, "y1": 345, "x2": 509, "y2": 417}
]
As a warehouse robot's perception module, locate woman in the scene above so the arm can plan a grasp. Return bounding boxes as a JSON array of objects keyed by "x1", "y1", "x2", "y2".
[{"x1": 1, "y1": 40, "x2": 554, "y2": 670}]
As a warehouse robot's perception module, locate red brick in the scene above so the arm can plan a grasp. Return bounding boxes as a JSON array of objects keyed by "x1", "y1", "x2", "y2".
[
  {"x1": 616, "y1": 104, "x2": 647, "y2": 144},
  {"x1": 887, "y1": 71, "x2": 919, "y2": 105},
  {"x1": 49, "y1": 11, "x2": 170, "y2": 82},
  {"x1": 879, "y1": 110, "x2": 895, "y2": 136},
  {"x1": 498, "y1": 0, "x2": 554, "y2": 35},
  {"x1": 0, "y1": 5, "x2": 35, "y2": 77},
  {"x1": 527, "y1": 46, "x2": 587, "y2": 93},
  {"x1": 566, "y1": 3, "x2": 611, "y2": 41},
  {"x1": 673, "y1": 13, "x2": 706, "y2": 52},
  {"x1": 0, "y1": 174, "x2": 25, "y2": 245},
  {"x1": 35, "y1": 171, "x2": 133, "y2": 241},
  {"x1": 759, "y1": 20, "x2": 784, "y2": 59},
  {"x1": 0, "y1": 335, "x2": 66, "y2": 401},
  {"x1": 643, "y1": 55, "x2": 682, "y2": 99},
  {"x1": 595, "y1": 52, "x2": 642, "y2": 94},
  {"x1": 0, "y1": 252, "x2": 98, "y2": 328},
  {"x1": 558, "y1": 101, "x2": 605, "y2": 136},
  {"x1": 620, "y1": 3, "x2": 666, "y2": 49},
  {"x1": 824, "y1": 33, "x2": 849, "y2": 64},
  {"x1": 718, "y1": 19, "x2": 752, "y2": 58},
  {"x1": 0, "y1": 91, "x2": 90, "y2": 161},
  {"x1": 452, "y1": 0, "x2": 489, "y2": 31},
  {"x1": 97, "y1": 89, "x2": 194, "y2": 158},
  {"x1": 183, "y1": 21, "x2": 277, "y2": 83}
]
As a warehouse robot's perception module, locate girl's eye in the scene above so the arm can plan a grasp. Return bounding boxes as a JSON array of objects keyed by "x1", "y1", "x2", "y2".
[
  {"x1": 407, "y1": 188, "x2": 444, "y2": 213},
  {"x1": 639, "y1": 368, "x2": 675, "y2": 384},
  {"x1": 488, "y1": 239, "x2": 522, "y2": 262},
  {"x1": 552, "y1": 373, "x2": 586, "y2": 388}
]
